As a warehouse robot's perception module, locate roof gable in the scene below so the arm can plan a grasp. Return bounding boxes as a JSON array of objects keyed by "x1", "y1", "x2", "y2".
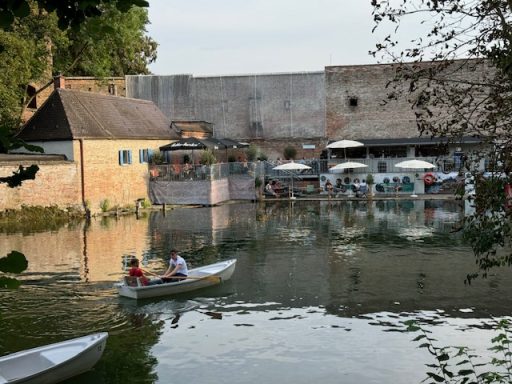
[{"x1": 18, "y1": 89, "x2": 179, "y2": 141}]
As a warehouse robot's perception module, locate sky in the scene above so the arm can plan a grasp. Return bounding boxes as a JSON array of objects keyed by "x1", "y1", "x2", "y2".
[{"x1": 146, "y1": 0, "x2": 386, "y2": 76}]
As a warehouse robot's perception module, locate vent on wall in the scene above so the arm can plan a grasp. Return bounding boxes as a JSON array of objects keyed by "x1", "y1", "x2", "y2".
[{"x1": 348, "y1": 96, "x2": 358, "y2": 107}]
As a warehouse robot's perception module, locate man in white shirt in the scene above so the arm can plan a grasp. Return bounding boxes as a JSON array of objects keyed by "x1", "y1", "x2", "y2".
[{"x1": 161, "y1": 249, "x2": 189, "y2": 283}]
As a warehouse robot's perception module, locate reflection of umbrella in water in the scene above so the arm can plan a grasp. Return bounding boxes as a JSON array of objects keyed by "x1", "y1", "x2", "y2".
[
  {"x1": 326, "y1": 140, "x2": 364, "y2": 159},
  {"x1": 273, "y1": 161, "x2": 312, "y2": 199},
  {"x1": 329, "y1": 161, "x2": 368, "y2": 172},
  {"x1": 395, "y1": 159, "x2": 436, "y2": 197}
]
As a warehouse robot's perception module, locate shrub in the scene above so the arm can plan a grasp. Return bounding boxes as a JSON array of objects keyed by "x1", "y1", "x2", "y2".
[
  {"x1": 283, "y1": 145, "x2": 297, "y2": 160},
  {"x1": 366, "y1": 174, "x2": 374, "y2": 185},
  {"x1": 246, "y1": 145, "x2": 259, "y2": 161},
  {"x1": 100, "y1": 199, "x2": 110, "y2": 212},
  {"x1": 150, "y1": 151, "x2": 165, "y2": 165},
  {"x1": 200, "y1": 149, "x2": 216, "y2": 165}
]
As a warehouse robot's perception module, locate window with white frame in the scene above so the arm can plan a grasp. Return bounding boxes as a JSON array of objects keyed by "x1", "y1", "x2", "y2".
[{"x1": 119, "y1": 150, "x2": 132, "y2": 165}]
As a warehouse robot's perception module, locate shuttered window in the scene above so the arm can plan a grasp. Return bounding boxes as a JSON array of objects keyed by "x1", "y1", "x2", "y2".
[
  {"x1": 119, "y1": 150, "x2": 132, "y2": 165},
  {"x1": 139, "y1": 149, "x2": 154, "y2": 163}
]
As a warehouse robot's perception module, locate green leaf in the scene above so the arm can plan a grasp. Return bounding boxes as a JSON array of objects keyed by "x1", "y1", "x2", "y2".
[
  {"x1": 0, "y1": 276, "x2": 22, "y2": 289},
  {"x1": 458, "y1": 369, "x2": 474, "y2": 376},
  {"x1": 413, "y1": 334, "x2": 427, "y2": 341},
  {"x1": 426, "y1": 372, "x2": 445, "y2": 382},
  {"x1": 438, "y1": 353, "x2": 450, "y2": 361},
  {"x1": 12, "y1": 1, "x2": 30, "y2": 18},
  {"x1": 0, "y1": 251, "x2": 28, "y2": 274}
]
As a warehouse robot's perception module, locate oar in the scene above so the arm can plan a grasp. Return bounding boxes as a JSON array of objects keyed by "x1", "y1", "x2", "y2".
[
  {"x1": 142, "y1": 269, "x2": 220, "y2": 282},
  {"x1": 164, "y1": 275, "x2": 221, "y2": 282}
]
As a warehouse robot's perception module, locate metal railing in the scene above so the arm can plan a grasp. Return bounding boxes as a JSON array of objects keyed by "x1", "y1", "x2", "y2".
[
  {"x1": 150, "y1": 162, "x2": 256, "y2": 182},
  {"x1": 149, "y1": 156, "x2": 458, "y2": 183}
]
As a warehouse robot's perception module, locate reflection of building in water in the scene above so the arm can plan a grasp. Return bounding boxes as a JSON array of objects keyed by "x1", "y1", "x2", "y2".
[
  {"x1": 0, "y1": 215, "x2": 153, "y2": 282},
  {"x1": 149, "y1": 203, "x2": 258, "y2": 253}
]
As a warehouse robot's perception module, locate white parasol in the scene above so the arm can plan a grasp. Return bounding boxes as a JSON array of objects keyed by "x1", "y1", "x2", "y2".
[
  {"x1": 326, "y1": 139, "x2": 364, "y2": 160},
  {"x1": 273, "y1": 161, "x2": 312, "y2": 199},
  {"x1": 395, "y1": 159, "x2": 436, "y2": 169},
  {"x1": 329, "y1": 161, "x2": 368, "y2": 172},
  {"x1": 326, "y1": 140, "x2": 364, "y2": 149},
  {"x1": 395, "y1": 159, "x2": 436, "y2": 197}
]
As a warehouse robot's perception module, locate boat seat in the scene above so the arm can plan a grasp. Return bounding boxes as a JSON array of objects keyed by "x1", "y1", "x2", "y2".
[{"x1": 124, "y1": 276, "x2": 142, "y2": 287}]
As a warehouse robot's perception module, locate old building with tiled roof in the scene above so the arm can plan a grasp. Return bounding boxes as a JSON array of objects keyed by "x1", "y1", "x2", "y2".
[{"x1": 8, "y1": 80, "x2": 179, "y2": 212}]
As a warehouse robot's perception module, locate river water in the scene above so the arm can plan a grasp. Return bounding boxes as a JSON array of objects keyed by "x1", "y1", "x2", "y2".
[{"x1": 1, "y1": 200, "x2": 511, "y2": 383}]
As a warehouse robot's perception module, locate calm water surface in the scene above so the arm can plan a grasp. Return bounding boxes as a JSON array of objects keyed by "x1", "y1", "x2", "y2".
[{"x1": 1, "y1": 200, "x2": 511, "y2": 384}]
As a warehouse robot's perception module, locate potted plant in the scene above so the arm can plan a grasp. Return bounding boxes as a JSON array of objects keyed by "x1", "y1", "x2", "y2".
[{"x1": 366, "y1": 173, "x2": 374, "y2": 198}]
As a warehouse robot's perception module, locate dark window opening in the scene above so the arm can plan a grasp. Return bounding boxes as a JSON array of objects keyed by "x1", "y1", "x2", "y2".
[
  {"x1": 369, "y1": 146, "x2": 407, "y2": 158},
  {"x1": 348, "y1": 96, "x2": 358, "y2": 107},
  {"x1": 27, "y1": 85, "x2": 37, "y2": 109},
  {"x1": 415, "y1": 144, "x2": 448, "y2": 157}
]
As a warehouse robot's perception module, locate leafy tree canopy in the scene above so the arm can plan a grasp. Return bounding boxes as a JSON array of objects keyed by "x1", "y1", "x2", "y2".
[
  {"x1": 371, "y1": 0, "x2": 512, "y2": 281},
  {"x1": 0, "y1": 0, "x2": 149, "y2": 30}
]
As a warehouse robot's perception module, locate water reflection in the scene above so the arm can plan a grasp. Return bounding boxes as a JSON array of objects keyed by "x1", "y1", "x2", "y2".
[{"x1": 1, "y1": 200, "x2": 512, "y2": 383}]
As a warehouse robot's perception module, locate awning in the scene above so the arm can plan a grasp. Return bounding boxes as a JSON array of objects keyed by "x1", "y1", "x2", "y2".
[
  {"x1": 358, "y1": 136, "x2": 481, "y2": 147},
  {"x1": 159, "y1": 137, "x2": 222, "y2": 151},
  {"x1": 217, "y1": 138, "x2": 250, "y2": 149}
]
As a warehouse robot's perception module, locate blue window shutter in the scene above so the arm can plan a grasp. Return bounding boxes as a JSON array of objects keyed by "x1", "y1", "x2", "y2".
[
  {"x1": 119, "y1": 150, "x2": 123, "y2": 165},
  {"x1": 128, "y1": 150, "x2": 132, "y2": 164},
  {"x1": 148, "y1": 149, "x2": 154, "y2": 162},
  {"x1": 139, "y1": 149, "x2": 143, "y2": 163}
]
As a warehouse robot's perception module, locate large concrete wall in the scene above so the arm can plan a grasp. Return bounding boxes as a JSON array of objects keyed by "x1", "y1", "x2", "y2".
[{"x1": 126, "y1": 72, "x2": 326, "y2": 141}]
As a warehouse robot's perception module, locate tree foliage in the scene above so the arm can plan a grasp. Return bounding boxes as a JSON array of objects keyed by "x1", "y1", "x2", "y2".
[
  {"x1": 371, "y1": 0, "x2": 512, "y2": 280},
  {"x1": 54, "y1": 4, "x2": 157, "y2": 76},
  {"x1": 0, "y1": 0, "x2": 150, "y2": 288},
  {"x1": 0, "y1": 0, "x2": 149, "y2": 31}
]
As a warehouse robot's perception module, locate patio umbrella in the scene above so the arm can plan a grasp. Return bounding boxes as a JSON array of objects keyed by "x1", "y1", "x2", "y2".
[
  {"x1": 395, "y1": 159, "x2": 436, "y2": 197},
  {"x1": 160, "y1": 137, "x2": 208, "y2": 151},
  {"x1": 326, "y1": 139, "x2": 364, "y2": 159},
  {"x1": 273, "y1": 161, "x2": 312, "y2": 199},
  {"x1": 217, "y1": 138, "x2": 250, "y2": 161},
  {"x1": 395, "y1": 159, "x2": 436, "y2": 169},
  {"x1": 329, "y1": 161, "x2": 368, "y2": 172},
  {"x1": 160, "y1": 137, "x2": 225, "y2": 163},
  {"x1": 217, "y1": 138, "x2": 250, "y2": 149}
]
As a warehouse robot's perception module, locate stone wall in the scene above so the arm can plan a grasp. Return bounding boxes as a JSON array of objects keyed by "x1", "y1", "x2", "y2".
[
  {"x1": 325, "y1": 63, "x2": 418, "y2": 140},
  {"x1": 0, "y1": 159, "x2": 81, "y2": 210}
]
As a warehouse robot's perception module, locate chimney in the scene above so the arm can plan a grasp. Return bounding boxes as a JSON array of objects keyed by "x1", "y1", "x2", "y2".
[{"x1": 54, "y1": 74, "x2": 65, "y2": 90}]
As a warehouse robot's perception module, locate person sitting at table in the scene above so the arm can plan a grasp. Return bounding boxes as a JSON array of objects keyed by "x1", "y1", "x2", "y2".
[
  {"x1": 357, "y1": 179, "x2": 368, "y2": 198},
  {"x1": 265, "y1": 181, "x2": 279, "y2": 197},
  {"x1": 325, "y1": 180, "x2": 334, "y2": 198}
]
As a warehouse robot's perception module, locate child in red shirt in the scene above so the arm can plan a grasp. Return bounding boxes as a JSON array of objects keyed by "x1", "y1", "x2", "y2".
[{"x1": 128, "y1": 258, "x2": 150, "y2": 286}]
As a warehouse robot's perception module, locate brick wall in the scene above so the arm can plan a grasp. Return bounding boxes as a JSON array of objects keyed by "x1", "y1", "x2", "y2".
[
  {"x1": 0, "y1": 160, "x2": 81, "y2": 210},
  {"x1": 79, "y1": 139, "x2": 170, "y2": 212},
  {"x1": 325, "y1": 64, "x2": 418, "y2": 140},
  {"x1": 23, "y1": 77, "x2": 126, "y2": 123}
]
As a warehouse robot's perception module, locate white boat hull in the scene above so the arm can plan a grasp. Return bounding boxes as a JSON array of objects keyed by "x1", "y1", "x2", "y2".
[
  {"x1": 0, "y1": 332, "x2": 108, "y2": 384},
  {"x1": 117, "y1": 259, "x2": 237, "y2": 300}
]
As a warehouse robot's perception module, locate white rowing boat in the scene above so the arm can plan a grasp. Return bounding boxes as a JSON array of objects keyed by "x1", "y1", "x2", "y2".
[
  {"x1": 0, "y1": 332, "x2": 108, "y2": 384},
  {"x1": 117, "y1": 259, "x2": 237, "y2": 299}
]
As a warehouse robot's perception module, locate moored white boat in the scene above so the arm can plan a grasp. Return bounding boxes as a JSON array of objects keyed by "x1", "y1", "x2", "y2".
[
  {"x1": 0, "y1": 332, "x2": 108, "y2": 384},
  {"x1": 117, "y1": 259, "x2": 237, "y2": 299}
]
